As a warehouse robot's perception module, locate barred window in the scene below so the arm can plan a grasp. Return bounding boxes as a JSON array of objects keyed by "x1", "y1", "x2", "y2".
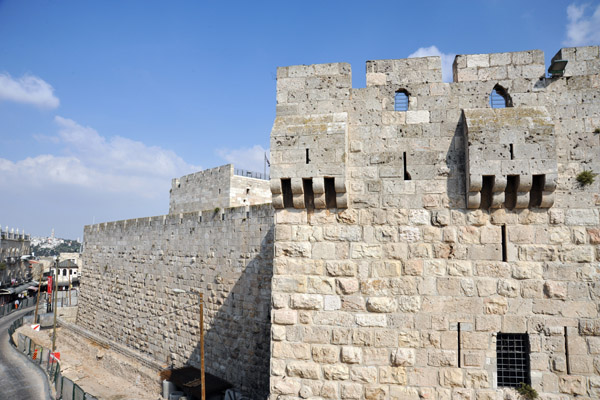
[{"x1": 496, "y1": 333, "x2": 530, "y2": 387}]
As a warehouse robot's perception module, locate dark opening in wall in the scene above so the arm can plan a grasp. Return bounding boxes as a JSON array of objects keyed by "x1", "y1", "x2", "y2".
[
  {"x1": 529, "y1": 174, "x2": 545, "y2": 208},
  {"x1": 505, "y1": 175, "x2": 519, "y2": 210},
  {"x1": 501, "y1": 225, "x2": 507, "y2": 262},
  {"x1": 303, "y1": 178, "x2": 314, "y2": 210},
  {"x1": 281, "y1": 178, "x2": 293, "y2": 208},
  {"x1": 497, "y1": 333, "x2": 530, "y2": 387},
  {"x1": 490, "y1": 84, "x2": 513, "y2": 108},
  {"x1": 509, "y1": 143, "x2": 514, "y2": 160},
  {"x1": 306, "y1": 149, "x2": 310, "y2": 164},
  {"x1": 480, "y1": 175, "x2": 495, "y2": 209},
  {"x1": 324, "y1": 177, "x2": 337, "y2": 208},
  {"x1": 564, "y1": 327, "x2": 571, "y2": 374},
  {"x1": 457, "y1": 322, "x2": 462, "y2": 368},
  {"x1": 403, "y1": 152, "x2": 411, "y2": 180},
  {"x1": 394, "y1": 90, "x2": 409, "y2": 111}
]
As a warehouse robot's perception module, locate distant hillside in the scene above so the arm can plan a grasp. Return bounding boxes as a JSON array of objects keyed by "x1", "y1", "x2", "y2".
[{"x1": 32, "y1": 240, "x2": 81, "y2": 257}]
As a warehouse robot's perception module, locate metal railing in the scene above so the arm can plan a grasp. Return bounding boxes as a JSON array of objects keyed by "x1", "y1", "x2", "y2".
[
  {"x1": 234, "y1": 168, "x2": 269, "y2": 180},
  {"x1": 8, "y1": 313, "x2": 97, "y2": 400}
]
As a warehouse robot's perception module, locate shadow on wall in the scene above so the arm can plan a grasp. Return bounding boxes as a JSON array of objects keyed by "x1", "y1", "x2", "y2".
[{"x1": 183, "y1": 225, "x2": 274, "y2": 399}]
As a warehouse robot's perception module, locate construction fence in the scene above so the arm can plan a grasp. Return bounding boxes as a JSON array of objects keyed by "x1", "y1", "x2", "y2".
[{"x1": 8, "y1": 312, "x2": 98, "y2": 400}]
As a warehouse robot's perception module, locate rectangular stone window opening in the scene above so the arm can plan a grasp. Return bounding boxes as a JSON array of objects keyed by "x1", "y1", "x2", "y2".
[
  {"x1": 324, "y1": 177, "x2": 337, "y2": 209},
  {"x1": 496, "y1": 333, "x2": 530, "y2": 387},
  {"x1": 281, "y1": 178, "x2": 293, "y2": 208},
  {"x1": 303, "y1": 178, "x2": 315, "y2": 210},
  {"x1": 480, "y1": 175, "x2": 495, "y2": 209},
  {"x1": 529, "y1": 174, "x2": 545, "y2": 208}
]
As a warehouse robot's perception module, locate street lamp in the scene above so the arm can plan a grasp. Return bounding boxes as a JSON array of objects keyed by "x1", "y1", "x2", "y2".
[
  {"x1": 172, "y1": 288, "x2": 205, "y2": 400},
  {"x1": 52, "y1": 255, "x2": 59, "y2": 352}
]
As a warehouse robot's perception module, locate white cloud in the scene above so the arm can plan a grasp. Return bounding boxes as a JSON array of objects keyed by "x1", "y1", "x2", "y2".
[
  {"x1": 0, "y1": 73, "x2": 60, "y2": 109},
  {"x1": 564, "y1": 3, "x2": 600, "y2": 46},
  {"x1": 408, "y1": 45, "x2": 456, "y2": 83},
  {"x1": 217, "y1": 144, "x2": 269, "y2": 173},
  {"x1": 0, "y1": 117, "x2": 199, "y2": 197}
]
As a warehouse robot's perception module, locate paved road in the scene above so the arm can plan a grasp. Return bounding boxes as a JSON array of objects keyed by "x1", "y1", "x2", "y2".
[{"x1": 0, "y1": 307, "x2": 52, "y2": 400}]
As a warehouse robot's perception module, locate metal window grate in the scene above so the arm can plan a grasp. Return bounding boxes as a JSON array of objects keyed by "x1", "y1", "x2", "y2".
[
  {"x1": 490, "y1": 89, "x2": 506, "y2": 108},
  {"x1": 497, "y1": 333, "x2": 530, "y2": 387},
  {"x1": 394, "y1": 92, "x2": 409, "y2": 111}
]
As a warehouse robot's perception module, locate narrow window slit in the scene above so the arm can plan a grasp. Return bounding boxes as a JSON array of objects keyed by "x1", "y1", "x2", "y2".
[
  {"x1": 403, "y1": 152, "x2": 411, "y2": 181},
  {"x1": 281, "y1": 178, "x2": 293, "y2": 208},
  {"x1": 564, "y1": 327, "x2": 571, "y2": 375},
  {"x1": 509, "y1": 144, "x2": 514, "y2": 160},
  {"x1": 303, "y1": 178, "x2": 315, "y2": 210},
  {"x1": 324, "y1": 177, "x2": 337, "y2": 209},
  {"x1": 501, "y1": 225, "x2": 507, "y2": 262},
  {"x1": 458, "y1": 322, "x2": 461, "y2": 368},
  {"x1": 306, "y1": 149, "x2": 310, "y2": 164}
]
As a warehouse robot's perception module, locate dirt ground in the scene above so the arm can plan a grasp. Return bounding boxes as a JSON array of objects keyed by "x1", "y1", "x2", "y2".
[{"x1": 14, "y1": 324, "x2": 163, "y2": 400}]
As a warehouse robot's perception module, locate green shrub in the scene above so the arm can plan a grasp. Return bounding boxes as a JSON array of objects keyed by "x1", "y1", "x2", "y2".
[
  {"x1": 594, "y1": 127, "x2": 600, "y2": 133},
  {"x1": 577, "y1": 170, "x2": 597, "y2": 186},
  {"x1": 214, "y1": 207, "x2": 221, "y2": 213},
  {"x1": 517, "y1": 383, "x2": 538, "y2": 400}
]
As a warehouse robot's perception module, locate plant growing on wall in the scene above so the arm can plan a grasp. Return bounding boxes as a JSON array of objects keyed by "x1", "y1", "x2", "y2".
[
  {"x1": 594, "y1": 127, "x2": 600, "y2": 133},
  {"x1": 0, "y1": 262, "x2": 6, "y2": 271},
  {"x1": 576, "y1": 170, "x2": 597, "y2": 186},
  {"x1": 517, "y1": 383, "x2": 538, "y2": 400},
  {"x1": 214, "y1": 207, "x2": 220, "y2": 213}
]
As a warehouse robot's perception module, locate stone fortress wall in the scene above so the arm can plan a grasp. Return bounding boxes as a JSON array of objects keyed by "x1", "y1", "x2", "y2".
[
  {"x1": 269, "y1": 46, "x2": 600, "y2": 400},
  {"x1": 78, "y1": 189, "x2": 274, "y2": 397},
  {"x1": 77, "y1": 44, "x2": 600, "y2": 400},
  {"x1": 169, "y1": 164, "x2": 271, "y2": 214}
]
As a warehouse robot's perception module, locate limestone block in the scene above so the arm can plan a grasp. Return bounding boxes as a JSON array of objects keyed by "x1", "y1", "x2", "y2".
[
  {"x1": 366, "y1": 72, "x2": 387, "y2": 86},
  {"x1": 286, "y1": 361, "x2": 320, "y2": 379},
  {"x1": 272, "y1": 194, "x2": 284, "y2": 209},
  {"x1": 379, "y1": 366, "x2": 407, "y2": 384},
  {"x1": 467, "y1": 191, "x2": 480, "y2": 209},
  {"x1": 273, "y1": 310, "x2": 297, "y2": 325},
  {"x1": 341, "y1": 382, "x2": 362, "y2": 399},
  {"x1": 467, "y1": 54, "x2": 490, "y2": 68},
  {"x1": 271, "y1": 377, "x2": 301, "y2": 395},
  {"x1": 323, "y1": 364, "x2": 349, "y2": 380},
  {"x1": 291, "y1": 294, "x2": 323, "y2": 310},
  {"x1": 336, "y1": 193, "x2": 349, "y2": 209},
  {"x1": 270, "y1": 179, "x2": 282, "y2": 194},
  {"x1": 356, "y1": 314, "x2": 386, "y2": 327},
  {"x1": 391, "y1": 348, "x2": 416, "y2": 366},
  {"x1": 341, "y1": 347, "x2": 362, "y2": 364},
  {"x1": 366, "y1": 297, "x2": 397, "y2": 313},
  {"x1": 406, "y1": 110, "x2": 430, "y2": 124},
  {"x1": 312, "y1": 345, "x2": 338, "y2": 364}
]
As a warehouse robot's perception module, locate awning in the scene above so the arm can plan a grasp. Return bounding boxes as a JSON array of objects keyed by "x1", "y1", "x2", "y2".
[{"x1": 0, "y1": 280, "x2": 39, "y2": 295}]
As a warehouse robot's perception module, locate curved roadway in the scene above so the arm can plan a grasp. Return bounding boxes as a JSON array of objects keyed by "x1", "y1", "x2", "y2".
[{"x1": 0, "y1": 308, "x2": 52, "y2": 400}]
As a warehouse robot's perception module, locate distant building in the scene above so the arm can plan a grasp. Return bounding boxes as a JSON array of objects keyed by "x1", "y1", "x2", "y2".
[{"x1": 0, "y1": 227, "x2": 31, "y2": 287}]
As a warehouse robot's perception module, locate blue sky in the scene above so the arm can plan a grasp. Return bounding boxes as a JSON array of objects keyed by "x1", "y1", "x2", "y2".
[{"x1": 0, "y1": 0, "x2": 599, "y2": 239}]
